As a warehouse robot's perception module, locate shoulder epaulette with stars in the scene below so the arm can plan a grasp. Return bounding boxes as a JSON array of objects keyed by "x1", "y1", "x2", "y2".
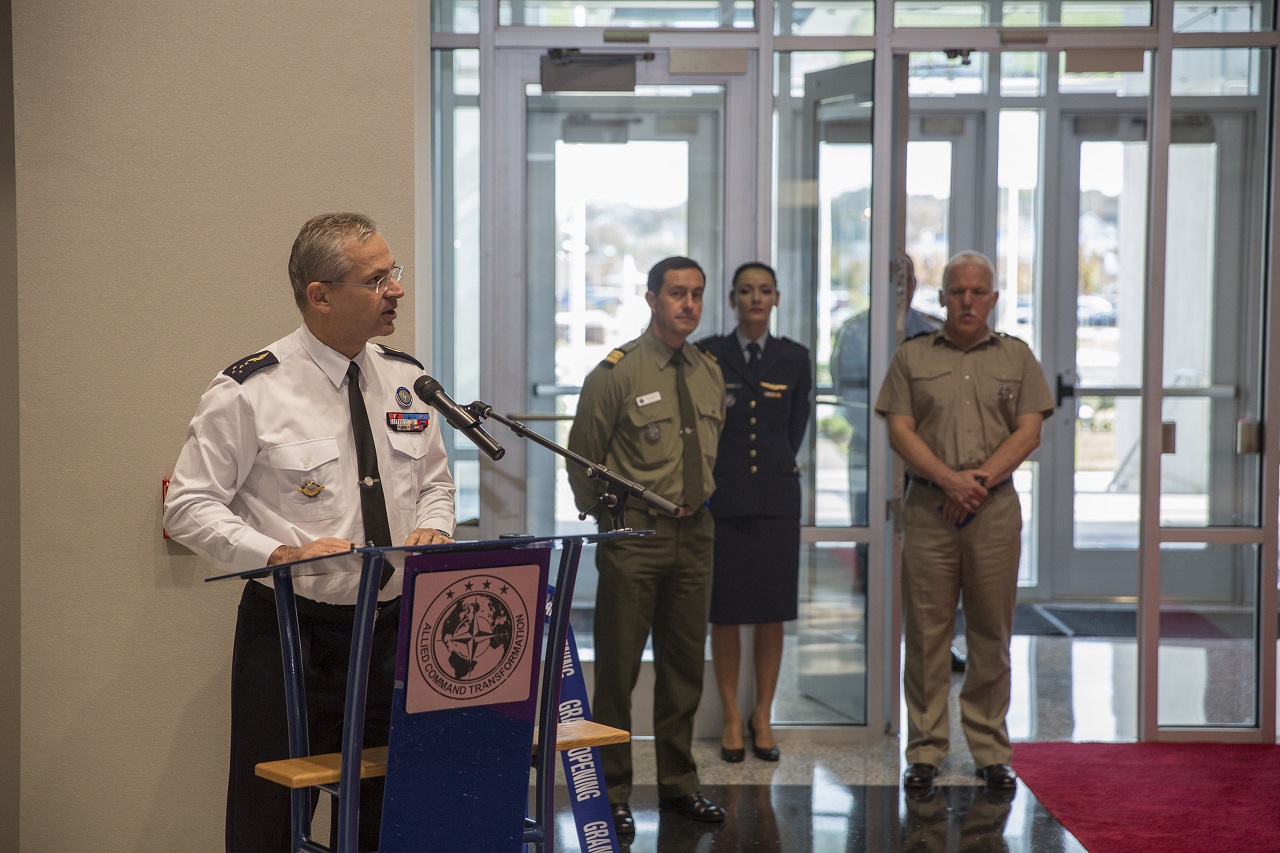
[
  {"x1": 997, "y1": 331, "x2": 1030, "y2": 347},
  {"x1": 377, "y1": 343, "x2": 424, "y2": 369},
  {"x1": 223, "y1": 350, "x2": 278, "y2": 384}
]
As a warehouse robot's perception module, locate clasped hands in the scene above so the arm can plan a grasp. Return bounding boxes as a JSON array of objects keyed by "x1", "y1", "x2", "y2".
[{"x1": 938, "y1": 468, "x2": 992, "y2": 526}]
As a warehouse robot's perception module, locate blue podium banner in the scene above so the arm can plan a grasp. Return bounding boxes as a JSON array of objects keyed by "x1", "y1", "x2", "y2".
[
  {"x1": 546, "y1": 586, "x2": 623, "y2": 853},
  {"x1": 379, "y1": 546, "x2": 551, "y2": 853}
]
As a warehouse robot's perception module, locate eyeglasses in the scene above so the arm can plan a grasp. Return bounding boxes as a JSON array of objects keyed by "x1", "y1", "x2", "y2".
[{"x1": 320, "y1": 265, "x2": 404, "y2": 295}]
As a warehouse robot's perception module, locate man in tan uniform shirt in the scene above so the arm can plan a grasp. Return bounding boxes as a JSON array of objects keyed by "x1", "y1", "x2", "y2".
[
  {"x1": 874, "y1": 251, "x2": 1054, "y2": 792},
  {"x1": 567, "y1": 256, "x2": 727, "y2": 840}
]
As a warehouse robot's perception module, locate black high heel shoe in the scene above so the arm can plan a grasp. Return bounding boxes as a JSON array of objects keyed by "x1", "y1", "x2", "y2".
[
  {"x1": 720, "y1": 722, "x2": 746, "y2": 762},
  {"x1": 748, "y1": 719, "x2": 780, "y2": 762}
]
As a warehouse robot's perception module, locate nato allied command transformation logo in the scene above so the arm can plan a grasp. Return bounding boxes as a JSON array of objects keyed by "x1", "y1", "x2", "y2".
[{"x1": 406, "y1": 565, "x2": 540, "y2": 713}]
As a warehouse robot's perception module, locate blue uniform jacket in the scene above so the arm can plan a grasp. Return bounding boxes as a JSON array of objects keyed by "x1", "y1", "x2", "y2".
[{"x1": 698, "y1": 332, "x2": 812, "y2": 518}]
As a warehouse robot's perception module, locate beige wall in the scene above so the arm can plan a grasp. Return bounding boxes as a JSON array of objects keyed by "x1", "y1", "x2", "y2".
[{"x1": 12, "y1": 3, "x2": 420, "y2": 850}]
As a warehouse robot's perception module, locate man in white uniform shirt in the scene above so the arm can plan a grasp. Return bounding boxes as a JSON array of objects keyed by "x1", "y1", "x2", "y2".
[{"x1": 164, "y1": 212, "x2": 456, "y2": 853}]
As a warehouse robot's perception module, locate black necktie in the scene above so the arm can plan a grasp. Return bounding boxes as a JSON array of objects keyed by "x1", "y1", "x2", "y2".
[
  {"x1": 746, "y1": 341, "x2": 761, "y2": 375},
  {"x1": 347, "y1": 361, "x2": 394, "y2": 589},
  {"x1": 672, "y1": 350, "x2": 705, "y2": 508}
]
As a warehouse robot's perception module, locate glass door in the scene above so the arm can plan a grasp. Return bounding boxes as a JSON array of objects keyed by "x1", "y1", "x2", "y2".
[
  {"x1": 1053, "y1": 100, "x2": 1269, "y2": 606},
  {"x1": 1046, "y1": 48, "x2": 1275, "y2": 733},
  {"x1": 482, "y1": 46, "x2": 757, "y2": 614},
  {"x1": 478, "y1": 48, "x2": 754, "y2": 538},
  {"x1": 1049, "y1": 111, "x2": 1148, "y2": 602},
  {"x1": 788, "y1": 58, "x2": 878, "y2": 723},
  {"x1": 525, "y1": 84, "x2": 727, "y2": 544}
]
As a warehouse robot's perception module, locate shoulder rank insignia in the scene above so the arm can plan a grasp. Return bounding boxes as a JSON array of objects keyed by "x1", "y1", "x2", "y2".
[
  {"x1": 694, "y1": 344, "x2": 718, "y2": 363},
  {"x1": 376, "y1": 344, "x2": 424, "y2": 369},
  {"x1": 602, "y1": 348, "x2": 627, "y2": 367},
  {"x1": 223, "y1": 350, "x2": 278, "y2": 384}
]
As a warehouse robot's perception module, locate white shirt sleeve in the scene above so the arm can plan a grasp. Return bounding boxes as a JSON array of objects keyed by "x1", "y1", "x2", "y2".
[{"x1": 163, "y1": 376, "x2": 285, "y2": 573}]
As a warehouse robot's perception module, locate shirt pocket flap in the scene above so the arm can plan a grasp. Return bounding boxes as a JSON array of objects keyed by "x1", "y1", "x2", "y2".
[
  {"x1": 913, "y1": 366, "x2": 953, "y2": 383},
  {"x1": 983, "y1": 367, "x2": 1022, "y2": 385},
  {"x1": 628, "y1": 399, "x2": 675, "y2": 427},
  {"x1": 267, "y1": 437, "x2": 341, "y2": 472},
  {"x1": 387, "y1": 431, "x2": 428, "y2": 461},
  {"x1": 695, "y1": 396, "x2": 724, "y2": 421}
]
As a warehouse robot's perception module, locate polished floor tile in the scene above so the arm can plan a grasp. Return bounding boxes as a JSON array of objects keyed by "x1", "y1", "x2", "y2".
[
  {"x1": 541, "y1": 623, "x2": 1271, "y2": 851},
  {"x1": 550, "y1": 782, "x2": 1084, "y2": 852},
  {"x1": 546, "y1": 738, "x2": 1085, "y2": 852}
]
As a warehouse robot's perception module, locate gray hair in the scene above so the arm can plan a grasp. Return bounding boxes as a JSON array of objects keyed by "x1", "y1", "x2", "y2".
[
  {"x1": 287, "y1": 212, "x2": 380, "y2": 311},
  {"x1": 941, "y1": 250, "x2": 995, "y2": 290}
]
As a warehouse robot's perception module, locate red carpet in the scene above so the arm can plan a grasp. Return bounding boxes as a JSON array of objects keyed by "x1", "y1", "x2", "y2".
[{"x1": 1012, "y1": 742, "x2": 1280, "y2": 852}]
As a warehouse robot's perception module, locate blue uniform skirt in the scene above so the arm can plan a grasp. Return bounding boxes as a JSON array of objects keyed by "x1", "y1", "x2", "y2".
[{"x1": 709, "y1": 515, "x2": 801, "y2": 625}]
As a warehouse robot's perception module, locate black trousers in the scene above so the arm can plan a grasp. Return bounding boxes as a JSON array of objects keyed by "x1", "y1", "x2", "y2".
[{"x1": 226, "y1": 582, "x2": 400, "y2": 853}]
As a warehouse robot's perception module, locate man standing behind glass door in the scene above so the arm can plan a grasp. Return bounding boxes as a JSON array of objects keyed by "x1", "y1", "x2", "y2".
[{"x1": 831, "y1": 254, "x2": 940, "y2": 526}]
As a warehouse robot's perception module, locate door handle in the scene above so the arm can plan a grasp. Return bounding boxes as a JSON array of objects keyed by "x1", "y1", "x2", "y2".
[{"x1": 1056, "y1": 373, "x2": 1076, "y2": 408}]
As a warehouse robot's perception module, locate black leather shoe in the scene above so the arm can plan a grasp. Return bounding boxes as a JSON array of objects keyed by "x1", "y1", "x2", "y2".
[
  {"x1": 982, "y1": 785, "x2": 1018, "y2": 805},
  {"x1": 904, "y1": 785, "x2": 939, "y2": 804},
  {"x1": 902, "y1": 762, "x2": 938, "y2": 789},
  {"x1": 748, "y1": 720, "x2": 781, "y2": 762},
  {"x1": 611, "y1": 802, "x2": 635, "y2": 841},
  {"x1": 658, "y1": 791, "x2": 726, "y2": 823},
  {"x1": 976, "y1": 763, "x2": 1018, "y2": 789},
  {"x1": 720, "y1": 744, "x2": 745, "y2": 763},
  {"x1": 950, "y1": 646, "x2": 967, "y2": 673}
]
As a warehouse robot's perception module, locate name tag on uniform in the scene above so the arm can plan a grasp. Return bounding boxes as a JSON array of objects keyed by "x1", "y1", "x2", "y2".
[
  {"x1": 636, "y1": 391, "x2": 662, "y2": 407},
  {"x1": 387, "y1": 412, "x2": 431, "y2": 431}
]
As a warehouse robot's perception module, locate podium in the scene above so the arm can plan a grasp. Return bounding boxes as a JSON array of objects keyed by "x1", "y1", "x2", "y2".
[{"x1": 208, "y1": 532, "x2": 640, "y2": 853}]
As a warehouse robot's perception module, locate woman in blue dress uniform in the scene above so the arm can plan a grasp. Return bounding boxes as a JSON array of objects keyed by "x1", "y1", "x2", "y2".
[{"x1": 699, "y1": 262, "x2": 812, "y2": 762}]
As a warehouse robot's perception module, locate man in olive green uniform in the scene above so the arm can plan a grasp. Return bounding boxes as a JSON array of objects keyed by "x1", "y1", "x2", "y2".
[
  {"x1": 874, "y1": 251, "x2": 1053, "y2": 792},
  {"x1": 567, "y1": 256, "x2": 727, "y2": 838}
]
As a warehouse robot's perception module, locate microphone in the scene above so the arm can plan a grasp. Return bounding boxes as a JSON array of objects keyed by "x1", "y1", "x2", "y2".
[{"x1": 413, "y1": 375, "x2": 506, "y2": 461}]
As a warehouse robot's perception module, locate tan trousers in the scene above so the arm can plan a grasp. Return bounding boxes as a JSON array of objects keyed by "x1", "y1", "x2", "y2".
[{"x1": 901, "y1": 481, "x2": 1021, "y2": 768}]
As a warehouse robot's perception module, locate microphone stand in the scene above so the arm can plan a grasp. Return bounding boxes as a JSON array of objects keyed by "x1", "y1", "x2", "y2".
[{"x1": 465, "y1": 401, "x2": 680, "y2": 532}]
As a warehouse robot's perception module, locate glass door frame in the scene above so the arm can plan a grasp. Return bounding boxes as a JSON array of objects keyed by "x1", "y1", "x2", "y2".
[{"x1": 1136, "y1": 41, "x2": 1278, "y2": 742}]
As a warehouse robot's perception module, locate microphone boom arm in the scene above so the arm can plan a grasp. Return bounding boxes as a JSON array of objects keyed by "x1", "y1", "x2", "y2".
[{"x1": 465, "y1": 401, "x2": 681, "y2": 530}]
